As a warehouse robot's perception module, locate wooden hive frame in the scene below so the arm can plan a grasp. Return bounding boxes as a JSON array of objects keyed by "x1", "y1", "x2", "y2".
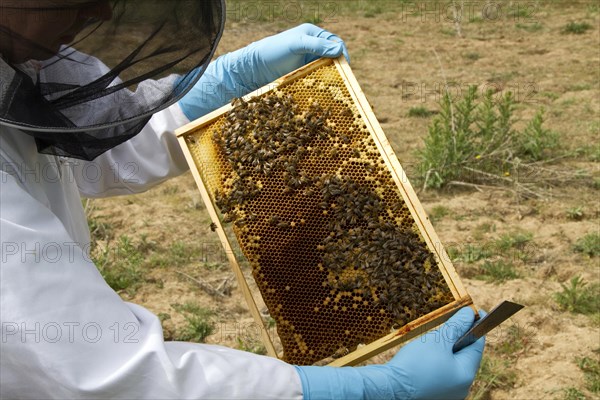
[{"x1": 175, "y1": 56, "x2": 474, "y2": 366}]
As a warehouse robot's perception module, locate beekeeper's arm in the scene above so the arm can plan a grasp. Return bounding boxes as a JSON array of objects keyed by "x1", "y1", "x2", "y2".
[
  {"x1": 76, "y1": 24, "x2": 347, "y2": 198},
  {"x1": 0, "y1": 171, "x2": 302, "y2": 399}
]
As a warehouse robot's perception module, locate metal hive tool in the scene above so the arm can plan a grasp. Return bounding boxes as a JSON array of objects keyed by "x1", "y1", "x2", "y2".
[{"x1": 176, "y1": 57, "x2": 473, "y2": 366}]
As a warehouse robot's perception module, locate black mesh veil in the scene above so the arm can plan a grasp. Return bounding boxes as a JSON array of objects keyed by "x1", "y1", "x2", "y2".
[{"x1": 0, "y1": 0, "x2": 225, "y2": 160}]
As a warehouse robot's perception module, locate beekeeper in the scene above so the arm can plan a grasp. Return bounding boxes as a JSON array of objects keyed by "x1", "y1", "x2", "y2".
[{"x1": 0, "y1": 1, "x2": 485, "y2": 398}]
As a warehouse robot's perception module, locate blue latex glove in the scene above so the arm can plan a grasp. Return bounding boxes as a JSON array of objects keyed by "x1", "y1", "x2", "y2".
[
  {"x1": 177, "y1": 23, "x2": 348, "y2": 121},
  {"x1": 295, "y1": 307, "x2": 486, "y2": 400}
]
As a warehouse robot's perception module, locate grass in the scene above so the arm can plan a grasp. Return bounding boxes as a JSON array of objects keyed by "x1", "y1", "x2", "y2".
[
  {"x1": 473, "y1": 222, "x2": 496, "y2": 240},
  {"x1": 495, "y1": 231, "x2": 534, "y2": 262},
  {"x1": 463, "y1": 52, "x2": 481, "y2": 61},
  {"x1": 147, "y1": 240, "x2": 206, "y2": 269},
  {"x1": 429, "y1": 205, "x2": 450, "y2": 223},
  {"x1": 541, "y1": 91, "x2": 560, "y2": 101},
  {"x1": 87, "y1": 203, "x2": 181, "y2": 295},
  {"x1": 563, "y1": 387, "x2": 586, "y2": 400},
  {"x1": 408, "y1": 106, "x2": 436, "y2": 118},
  {"x1": 94, "y1": 235, "x2": 145, "y2": 296},
  {"x1": 171, "y1": 302, "x2": 215, "y2": 343},
  {"x1": 562, "y1": 21, "x2": 593, "y2": 35},
  {"x1": 588, "y1": 3, "x2": 600, "y2": 14},
  {"x1": 88, "y1": 213, "x2": 115, "y2": 243},
  {"x1": 554, "y1": 276, "x2": 599, "y2": 315},
  {"x1": 440, "y1": 27, "x2": 458, "y2": 37},
  {"x1": 417, "y1": 86, "x2": 559, "y2": 190},
  {"x1": 458, "y1": 244, "x2": 494, "y2": 264},
  {"x1": 469, "y1": 322, "x2": 535, "y2": 399},
  {"x1": 236, "y1": 337, "x2": 267, "y2": 355},
  {"x1": 266, "y1": 316, "x2": 277, "y2": 329},
  {"x1": 89, "y1": 205, "x2": 211, "y2": 293},
  {"x1": 170, "y1": 241, "x2": 199, "y2": 264},
  {"x1": 493, "y1": 231, "x2": 535, "y2": 263},
  {"x1": 162, "y1": 185, "x2": 179, "y2": 195},
  {"x1": 588, "y1": 145, "x2": 600, "y2": 162},
  {"x1": 566, "y1": 206, "x2": 585, "y2": 221},
  {"x1": 496, "y1": 231, "x2": 533, "y2": 251},
  {"x1": 568, "y1": 83, "x2": 592, "y2": 92},
  {"x1": 469, "y1": 355, "x2": 518, "y2": 400},
  {"x1": 577, "y1": 355, "x2": 600, "y2": 394},
  {"x1": 363, "y1": 5, "x2": 383, "y2": 18},
  {"x1": 450, "y1": 229, "x2": 535, "y2": 283},
  {"x1": 157, "y1": 312, "x2": 171, "y2": 323},
  {"x1": 516, "y1": 22, "x2": 543, "y2": 32},
  {"x1": 450, "y1": 230, "x2": 533, "y2": 274},
  {"x1": 519, "y1": 109, "x2": 560, "y2": 161},
  {"x1": 562, "y1": 354, "x2": 600, "y2": 398},
  {"x1": 475, "y1": 260, "x2": 520, "y2": 283},
  {"x1": 573, "y1": 233, "x2": 600, "y2": 257},
  {"x1": 494, "y1": 324, "x2": 535, "y2": 358},
  {"x1": 222, "y1": 0, "x2": 405, "y2": 24},
  {"x1": 488, "y1": 71, "x2": 518, "y2": 85},
  {"x1": 507, "y1": 4, "x2": 537, "y2": 20}
]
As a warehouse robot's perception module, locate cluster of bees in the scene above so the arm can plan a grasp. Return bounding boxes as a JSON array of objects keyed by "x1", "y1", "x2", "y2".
[
  {"x1": 214, "y1": 94, "x2": 333, "y2": 194},
  {"x1": 316, "y1": 175, "x2": 451, "y2": 323},
  {"x1": 211, "y1": 90, "x2": 452, "y2": 359}
]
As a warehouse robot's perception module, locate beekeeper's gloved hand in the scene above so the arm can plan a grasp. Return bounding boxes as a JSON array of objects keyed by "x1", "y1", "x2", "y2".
[
  {"x1": 295, "y1": 307, "x2": 486, "y2": 400},
  {"x1": 177, "y1": 23, "x2": 348, "y2": 121}
]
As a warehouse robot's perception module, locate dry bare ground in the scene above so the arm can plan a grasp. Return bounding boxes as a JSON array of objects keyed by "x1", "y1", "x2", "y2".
[{"x1": 88, "y1": 1, "x2": 599, "y2": 399}]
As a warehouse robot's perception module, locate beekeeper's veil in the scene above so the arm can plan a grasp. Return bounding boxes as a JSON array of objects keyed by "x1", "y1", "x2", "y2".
[{"x1": 0, "y1": 0, "x2": 224, "y2": 160}]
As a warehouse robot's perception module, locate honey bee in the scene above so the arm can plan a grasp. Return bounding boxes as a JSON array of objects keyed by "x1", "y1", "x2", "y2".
[
  {"x1": 340, "y1": 108, "x2": 353, "y2": 118},
  {"x1": 331, "y1": 346, "x2": 350, "y2": 359},
  {"x1": 277, "y1": 221, "x2": 290, "y2": 230},
  {"x1": 303, "y1": 187, "x2": 315, "y2": 197},
  {"x1": 209, "y1": 222, "x2": 217, "y2": 232},
  {"x1": 222, "y1": 211, "x2": 238, "y2": 224}
]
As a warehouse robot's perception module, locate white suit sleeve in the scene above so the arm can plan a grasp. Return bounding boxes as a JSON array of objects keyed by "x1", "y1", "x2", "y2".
[
  {"x1": 0, "y1": 171, "x2": 303, "y2": 399},
  {"x1": 73, "y1": 103, "x2": 192, "y2": 198}
]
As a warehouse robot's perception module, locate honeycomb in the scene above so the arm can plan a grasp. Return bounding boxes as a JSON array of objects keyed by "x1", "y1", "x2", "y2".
[{"x1": 182, "y1": 59, "x2": 456, "y2": 365}]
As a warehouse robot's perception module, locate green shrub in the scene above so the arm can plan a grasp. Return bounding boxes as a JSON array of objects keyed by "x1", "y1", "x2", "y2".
[
  {"x1": 574, "y1": 233, "x2": 600, "y2": 257},
  {"x1": 566, "y1": 206, "x2": 585, "y2": 221},
  {"x1": 417, "y1": 87, "x2": 558, "y2": 189},
  {"x1": 496, "y1": 231, "x2": 533, "y2": 251},
  {"x1": 475, "y1": 260, "x2": 520, "y2": 283},
  {"x1": 554, "y1": 276, "x2": 599, "y2": 315},
  {"x1": 518, "y1": 108, "x2": 559, "y2": 161},
  {"x1": 562, "y1": 22, "x2": 593, "y2": 34}
]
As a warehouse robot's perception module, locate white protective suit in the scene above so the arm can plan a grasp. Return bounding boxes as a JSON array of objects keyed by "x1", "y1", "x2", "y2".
[{"x1": 0, "y1": 64, "x2": 303, "y2": 398}]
